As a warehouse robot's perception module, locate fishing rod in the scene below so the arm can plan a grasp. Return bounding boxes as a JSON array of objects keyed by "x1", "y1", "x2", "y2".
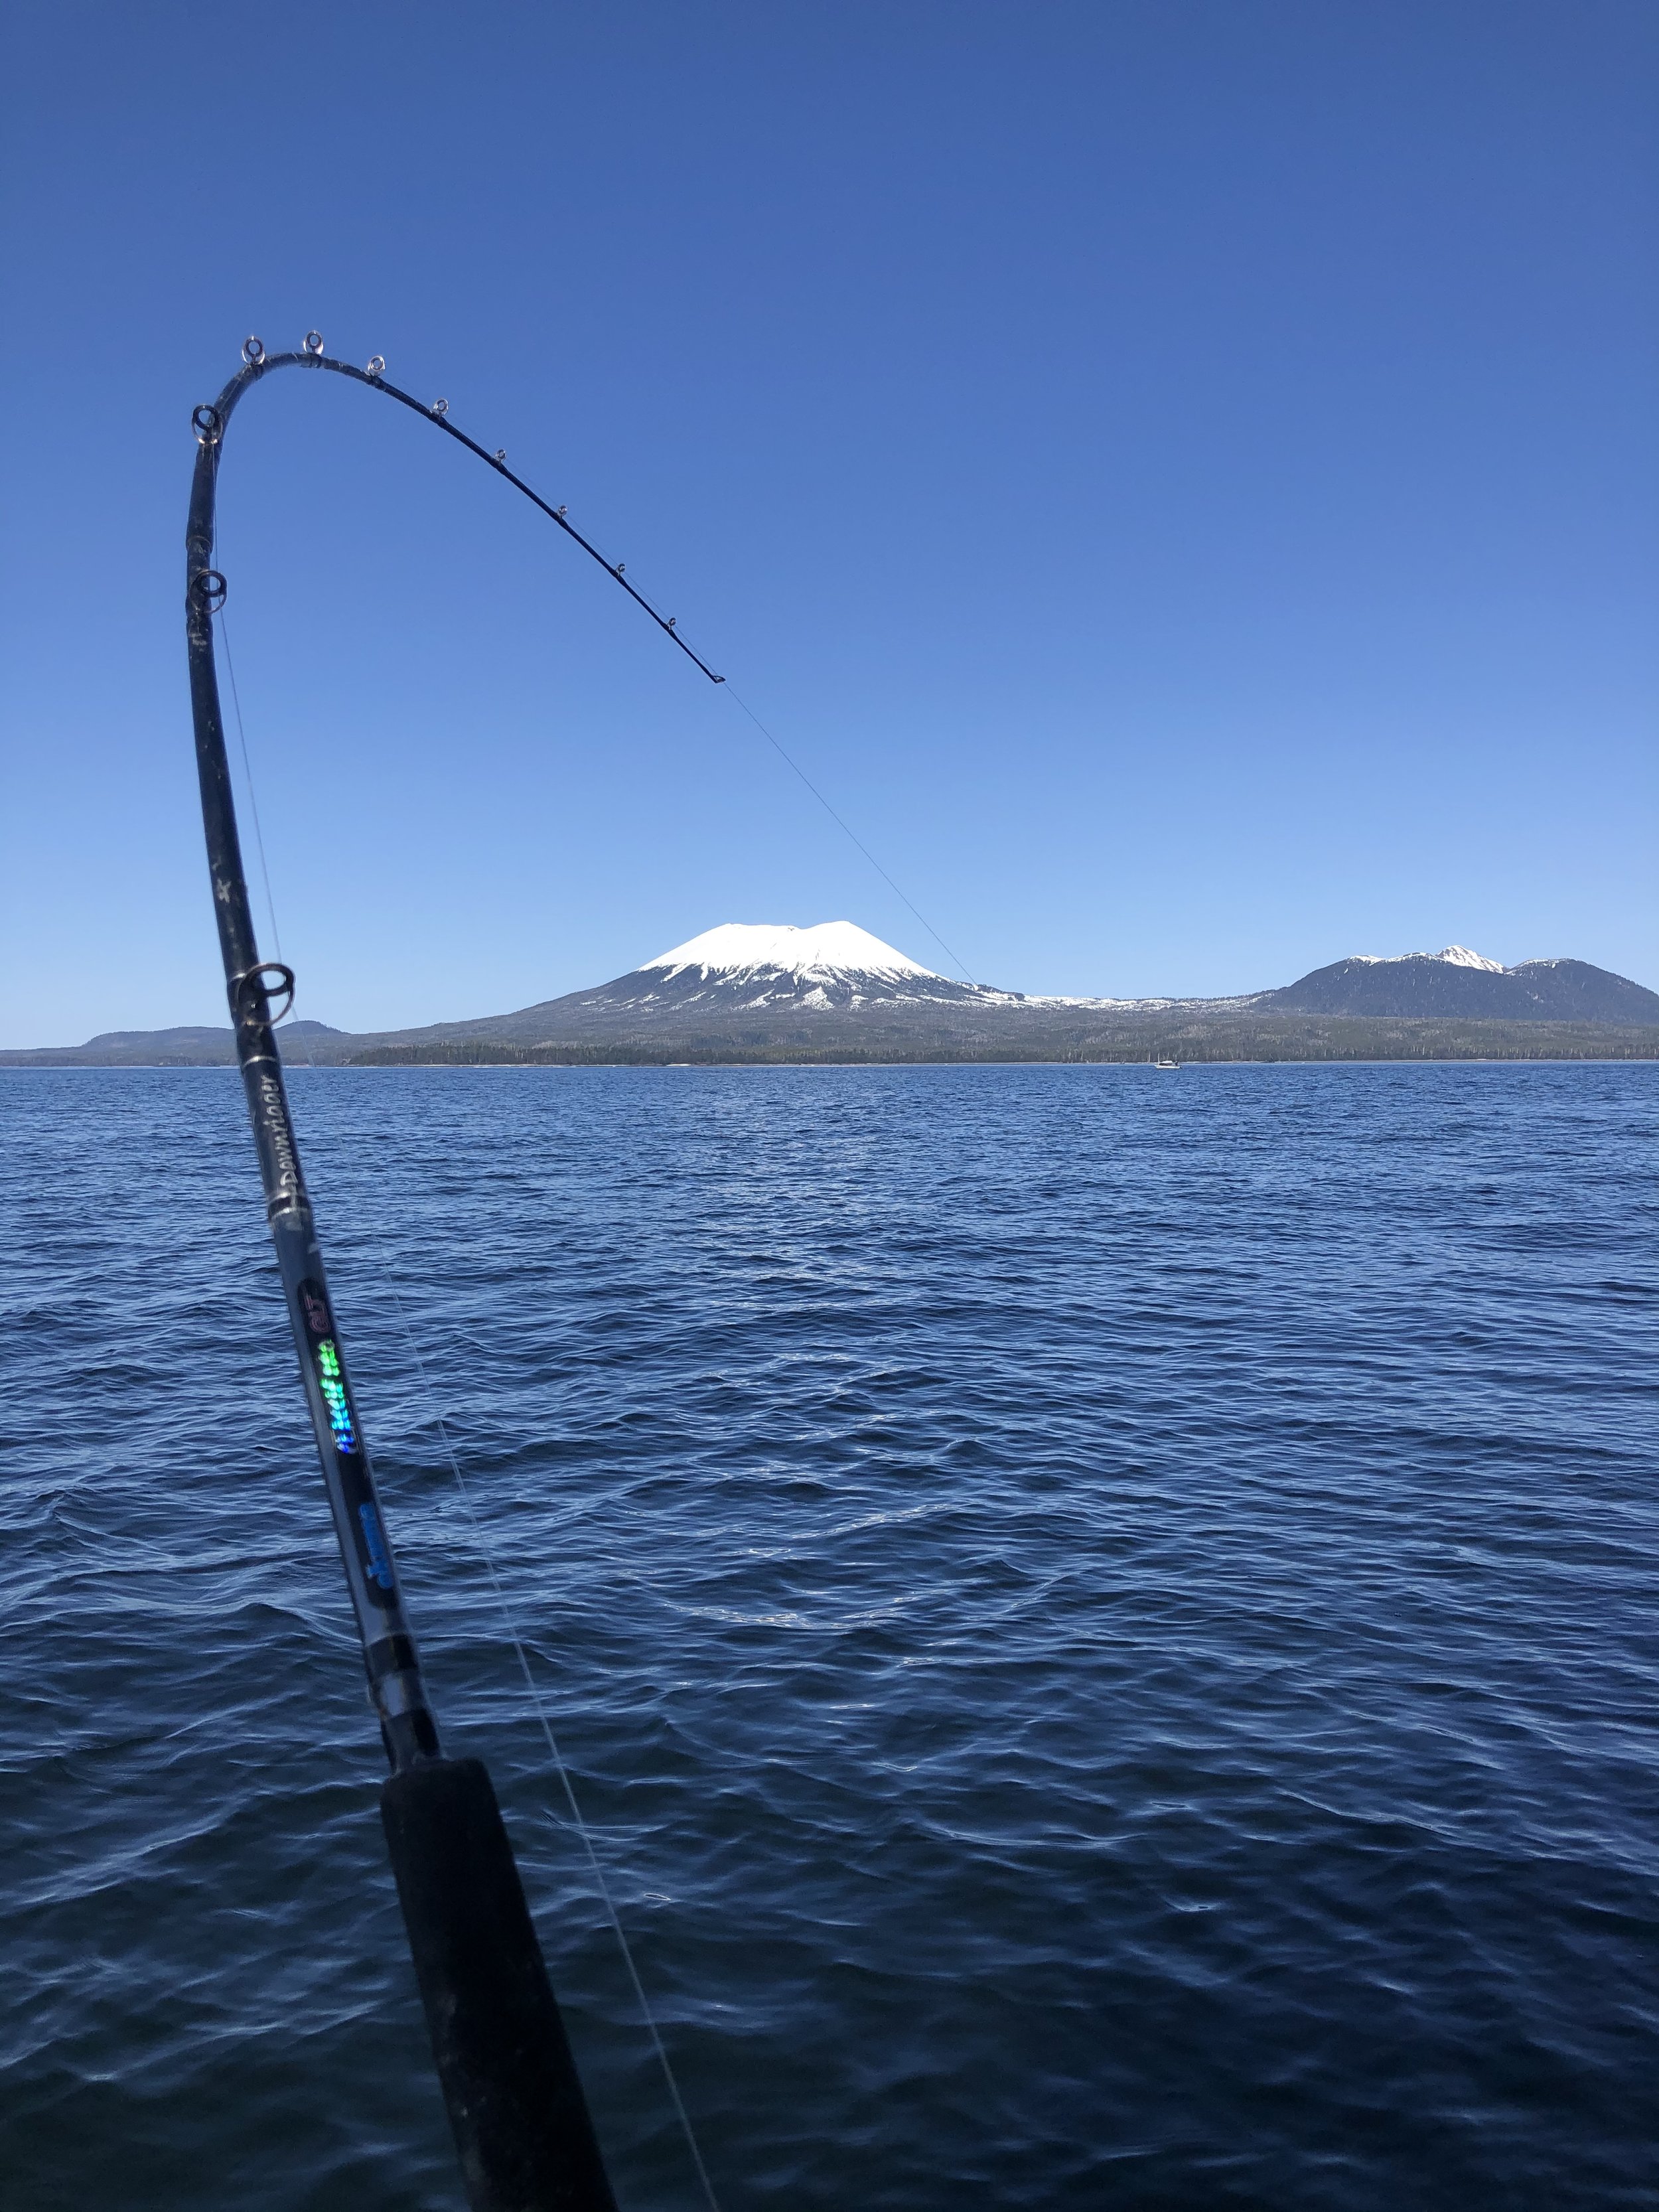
[{"x1": 185, "y1": 332, "x2": 722, "y2": 2212}]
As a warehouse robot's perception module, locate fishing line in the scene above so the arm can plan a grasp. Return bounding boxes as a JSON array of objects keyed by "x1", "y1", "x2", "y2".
[
  {"x1": 429, "y1": 381, "x2": 978, "y2": 982},
  {"x1": 210, "y1": 588, "x2": 716, "y2": 2190},
  {"x1": 208, "y1": 346, "x2": 974, "y2": 1003},
  {"x1": 214, "y1": 600, "x2": 285, "y2": 972},
  {"x1": 195, "y1": 348, "x2": 958, "y2": 2195},
  {"x1": 380, "y1": 1274, "x2": 724, "y2": 2212},
  {"x1": 718, "y1": 682, "x2": 979, "y2": 986}
]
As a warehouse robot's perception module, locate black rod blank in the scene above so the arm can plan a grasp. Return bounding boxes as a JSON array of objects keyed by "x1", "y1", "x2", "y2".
[
  {"x1": 384, "y1": 1760, "x2": 618, "y2": 2212},
  {"x1": 183, "y1": 338, "x2": 640, "y2": 2212}
]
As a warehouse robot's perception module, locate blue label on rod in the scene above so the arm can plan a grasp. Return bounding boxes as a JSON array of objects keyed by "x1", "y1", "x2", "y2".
[
  {"x1": 358, "y1": 1503, "x2": 396, "y2": 1591},
  {"x1": 296, "y1": 1276, "x2": 396, "y2": 1606}
]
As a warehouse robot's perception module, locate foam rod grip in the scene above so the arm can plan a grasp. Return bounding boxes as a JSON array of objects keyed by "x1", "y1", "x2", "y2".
[{"x1": 381, "y1": 1757, "x2": 618, "y2": 2212}]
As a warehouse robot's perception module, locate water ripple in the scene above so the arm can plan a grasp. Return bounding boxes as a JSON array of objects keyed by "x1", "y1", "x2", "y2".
[{"x1": 1, "y1": 1063, "x2": 1656, "y2": 2208}]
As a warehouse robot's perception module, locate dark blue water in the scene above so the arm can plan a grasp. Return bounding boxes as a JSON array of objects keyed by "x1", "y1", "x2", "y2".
[{"x1": 4, "y1": 1064, "x2": 1657, "y2": 2209}]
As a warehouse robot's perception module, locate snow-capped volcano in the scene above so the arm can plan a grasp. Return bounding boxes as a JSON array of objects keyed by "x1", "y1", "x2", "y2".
[
  {"x1": 615, "y1": 921, "x2": 997, "y2": 1013},
  {"x1": 643, "y1": 921, "x2": 942, "y2": 988}
]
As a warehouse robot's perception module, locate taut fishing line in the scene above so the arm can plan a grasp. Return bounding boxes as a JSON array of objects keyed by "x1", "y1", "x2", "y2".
[
  {"x1": 379, "y1": 1277, "x2": 725, "y2": 2212},
  {"x1": 210, "y1": 504, "x2": 285, "y2": 970},
  {"x1": 214, "y1": 603, "x2": 285, "y2": 970},
  {"x1": 188, "y1": 337, "x2": 960, "y2": 2203},
  {"x1": 218, "y1": 352, "x2": 970, "y2": 997},
  {"x1": 717, "y1": 681, "x2": 978, "y2": 986},
  {"x1": 248, "y1": 343, "x2": 965, "y2": 996},
  {"x1": 218, "y1": 520, "x2": 721, "y2": 2207}
]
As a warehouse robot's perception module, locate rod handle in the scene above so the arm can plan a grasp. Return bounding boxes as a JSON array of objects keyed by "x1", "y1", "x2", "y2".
[{"x1": 381, "y1": 1757, "x2": 617, "y2": 2212}]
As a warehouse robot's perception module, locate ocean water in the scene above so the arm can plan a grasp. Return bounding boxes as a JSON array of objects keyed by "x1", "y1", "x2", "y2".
[{"x1": 3, "y1": 1062, "x2": 1657, "y2": 2211}]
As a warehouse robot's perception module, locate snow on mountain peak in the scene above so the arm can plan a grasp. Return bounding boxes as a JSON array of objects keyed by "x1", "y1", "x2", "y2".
[
  {"x1": 640, "y1": 921, "x2": 941, "y2": 984},
  {"x1": 1433, "y1": 945, "x2": 1506, "y2": 972},
  {"x1": 1352, "y1": 944, "x2": 1508, "y2": 973}
]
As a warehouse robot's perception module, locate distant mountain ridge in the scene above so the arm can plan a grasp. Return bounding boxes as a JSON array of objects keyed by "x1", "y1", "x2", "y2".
[
  {"x1": 1262, "y1": 948, "x2": 1659, "y2": 1023},
  {"x1": 5, "y1": 929, "x2": 1656, "y2": 1064}
]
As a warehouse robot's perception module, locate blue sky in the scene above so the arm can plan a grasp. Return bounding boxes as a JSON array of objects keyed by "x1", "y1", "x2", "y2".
[{"x1": 3, "y1": 0, "x2": 1653, "y2": 1043}]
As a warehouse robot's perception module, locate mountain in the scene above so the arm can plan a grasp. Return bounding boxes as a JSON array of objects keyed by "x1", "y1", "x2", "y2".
[
  {"x1": 1266, "y1": 947, "x2": 1659, "y2": 1023},
  {"x1": 4, "y1": 928, "x2": 1655, "y2": 1065},
  {"x1": 403, "y1": 932, "x2": 1657, "y2": 1041},
  {"x1": 5, "y1": 1018, "x2": 346, "y2": 1067},
  {"x1": 544, "y1": 920, "x2": 1005, "y2": 1016},
  {"x1": 339, "y1": 921, "x2": 1021, "y2": 1053},
  {"x1": 619, "y1": 915, "x2": 999, "y2": 1013}
]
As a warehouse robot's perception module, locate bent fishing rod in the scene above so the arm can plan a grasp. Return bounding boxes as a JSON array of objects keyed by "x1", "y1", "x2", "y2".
[{"x1": 186, "y1": 332, "x2": 723, "y2": 2212}]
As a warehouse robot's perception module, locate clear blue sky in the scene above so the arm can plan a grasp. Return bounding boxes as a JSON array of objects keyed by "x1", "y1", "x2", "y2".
[{"x1": 3, "y1": 0, "x2": 1654, "y2": 1043}]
